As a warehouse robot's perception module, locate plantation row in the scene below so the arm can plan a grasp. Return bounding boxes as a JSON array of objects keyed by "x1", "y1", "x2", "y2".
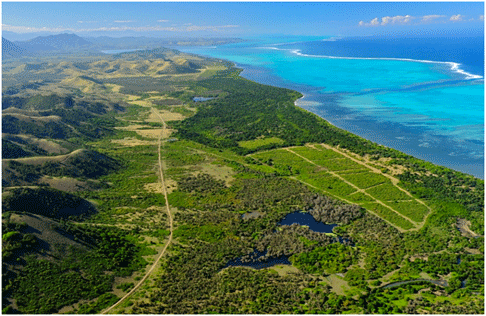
[{"x1": 251, "y1": 145, "x2": 429, "y2": 230}]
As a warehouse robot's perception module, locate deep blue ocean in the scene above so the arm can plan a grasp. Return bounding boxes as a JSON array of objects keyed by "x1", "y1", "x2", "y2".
[{"x1": 177, "y1": 35, "x2": 484, "y2": 178}]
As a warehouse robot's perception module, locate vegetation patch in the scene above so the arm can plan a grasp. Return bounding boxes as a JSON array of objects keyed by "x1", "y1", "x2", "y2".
[
  {"x1": 340, "y1": 171, "x2": 388, "y2": 189},
  {"x1": 384, "y1": 200, "x2": 429, "y2": 222},
  {"x1": 291, "y1": 243, "x2": 359, "y2": 275},
  {"x1": 238, "y1": 137, "x2": 285, "y2": 150},
  {"x1": 361, "y1": 202, "x2": 415, "y2": 230},
  {"x1": 366, "y1": 183, "x2": 411, "y2": 201}
]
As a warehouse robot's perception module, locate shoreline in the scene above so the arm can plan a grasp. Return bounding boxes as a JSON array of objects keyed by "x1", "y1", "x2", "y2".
[
  {"x1": 179, "y1": 47, "x2": 484, "y2": 179},
  {"x1": 234, "y1": 62, "x2": 484, "y2": 179}
]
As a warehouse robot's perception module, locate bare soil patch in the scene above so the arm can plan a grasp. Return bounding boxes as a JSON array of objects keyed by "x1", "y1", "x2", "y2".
[
  {"x1": 111, "y1": 137, "x2": 157, "y2": 147},
  {"x1": 39, "y1": 176, "x2": 92, "y2": 192},
  {"x1": 135, "y1": 128, "x2": 173, "y2": 139},
  {"x1": 269, "y1": 265, "x2": 300, "y2": 277},
  {"x1": 456, "y1": 218, "x2": 479, "y2": 238},
  {"x1": 146, "y1": 109, "x2": 184, "y2": 122},
  {"x1": 144, "y1": 182, "x2": 164, "y2": 194},
  {"x1": 325, "y1": 274, "x2": 349, "y2": 296},
  {"x1": 192, "y1": 162, "x2": 235, "y2": 186},
  {"x1": 3, "y1": 149, "x2": 86, "y2": 166},
  {"x1": 4, "y1": 134, "x2": 69, "y2": 155}
]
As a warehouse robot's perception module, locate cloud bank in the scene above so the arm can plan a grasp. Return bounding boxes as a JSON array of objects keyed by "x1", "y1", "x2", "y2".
[
  {"x1": 421, "y1": 15, "x2": 446, "y2": 22},
  {"x1": 360, "y1": 13, "x2": 478, "y2": 26},
  {"x1": 450, "y1": 14, "x2": 464, "y2": 22},
  {"x1": 359, "y1": 15, "x2": 414, "y2": 26}
]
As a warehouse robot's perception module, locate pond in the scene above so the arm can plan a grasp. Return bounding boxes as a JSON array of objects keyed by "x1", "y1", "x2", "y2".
[
  {"x1": 193, "y1": 97, "x2": 215, "y2": 102},
  {"x1": 382, "y1": 279, "x2": 448, "y2": 289},
  {"x1": 225, "y1": 211, "x2": 347, "y2": 270},
  {"x1": 278, "y1": 211, "x2": 337, "y2": 234},
  {"x1": 224, "y1": 250, "x2": 290, "y2": 270}
]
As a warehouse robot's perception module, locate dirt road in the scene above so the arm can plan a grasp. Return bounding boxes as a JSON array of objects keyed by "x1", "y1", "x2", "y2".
[{"x1": 101, "y1": 108, "x2": 173, "y2": 314}]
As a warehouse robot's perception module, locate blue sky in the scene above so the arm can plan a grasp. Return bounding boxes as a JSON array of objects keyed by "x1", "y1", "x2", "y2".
[{"x1": 2, "y1": 2, "x2": 484, "y2": 39}]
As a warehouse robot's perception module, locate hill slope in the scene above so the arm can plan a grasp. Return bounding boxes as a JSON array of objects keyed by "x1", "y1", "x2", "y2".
[{"x1": 2, "y1": 37, "x2": 28, "y2": 58}]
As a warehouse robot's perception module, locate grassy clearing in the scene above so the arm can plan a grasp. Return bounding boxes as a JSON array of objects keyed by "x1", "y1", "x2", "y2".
[
  {"x1": 384, "y1": 200, "x2": 429, "y2": 222},
  {"x1": 238, "y1": 137, "x2": 284, "y2": 150},
  {"x1": 361, "y1": 202, "x2": 415, "y2": 230},
  {"x1": 298, "y1": 172, "x2": 357, "y2": 197},
  {"x1": 366, "y1": 183, "x2": 411, "y2": 201},
  {"x1": 291, "y1": 146, "x2": 343, "y2": 162},
  {"x1": 316, "y1": 158, "x2": 366, "y2": 172},
  {"x1": 345, "y1": 191, "x2": 375, "y2": 203},
  {"x1": 340, "y1": 171, "x2": 388, "y2": 189},
  {"x1": 252, "y1": 149, "x2": 319, "y2": 174}
]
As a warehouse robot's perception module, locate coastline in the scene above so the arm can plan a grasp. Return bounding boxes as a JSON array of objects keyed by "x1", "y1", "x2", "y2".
[{"x1": 226, "y1": 61, "x2": 484, "y2": 179}]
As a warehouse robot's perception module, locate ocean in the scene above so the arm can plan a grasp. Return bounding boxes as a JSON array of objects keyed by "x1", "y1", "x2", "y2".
[{"x1": 177, "y1": 35, "x2": 484, "y2": 178}]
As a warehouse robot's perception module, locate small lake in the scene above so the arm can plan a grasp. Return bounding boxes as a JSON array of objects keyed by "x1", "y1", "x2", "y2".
[
  {"x1": 279, "y1": 211, "x2": 337, "y2": 234},
  {"x1": 225, "y1": 211, "x2": 345, "y2": 270},
  {"x1": 382, "y1": 279, "x2": 448, "y2": 289},
  {"x1": 225, "y1": 250, "x2": 290, "y2": 270},
  {"x1": 193, "y1": 97, "x2": 215, "y2": 102}
]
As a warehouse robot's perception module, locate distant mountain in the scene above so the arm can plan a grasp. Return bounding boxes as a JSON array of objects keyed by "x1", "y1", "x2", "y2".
[
  {"x1": 2, "y1": 31, "x2": 52, "y2": 42},
  {"x1": 85, "y1": 36, "x2": 243, "y2": 50},
  {"x1": 15, "y1": 33, "x2": 95, "y2": 53},
  {"x1": 2, "y1": 37, "x2": 28, "y2": 58}
]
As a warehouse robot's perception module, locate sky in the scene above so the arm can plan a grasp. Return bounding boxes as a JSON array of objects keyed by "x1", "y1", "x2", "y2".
[{"x1": 2, "y1": 2, "x2": 484, "y2": 40}]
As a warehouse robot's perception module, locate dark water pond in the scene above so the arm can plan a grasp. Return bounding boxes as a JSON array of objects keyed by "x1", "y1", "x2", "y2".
[
  {"x1": 382, "y1": 279, "x2": 448, "y2": 289},
  {"x1": 225, "y1": 212, "x2": 345, "y2": 270},
  {"x1": 225, "y1": 250, "x2": 290, "y2": 270},
  {"x1": 278, "y1": 211, "x2": 337, "y2": 233},
  {"x1": 193, "y1": 97, "x2": 214, "y2": 102}
]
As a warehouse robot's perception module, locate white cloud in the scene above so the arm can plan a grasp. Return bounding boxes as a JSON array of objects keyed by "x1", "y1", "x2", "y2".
[
  {"x1": 2, "y1": 23, "x2": 239, "y2": 34},
  {"x1": 370, "y1": 18, "x2": 380, "y2": 26},
  {"x1": 421, "y1": 15, "x2": 446, "y2": 22},
  {"x1": 381, "y1": 15, "x2": 413, "y2": 25},
  {"x1": 114, "y1": 20, "x2": 135, "y2": 23},
  {"x1": 157, "y1": 20, "x2": 169, "y2": 23},
  {"x1": 359, "y1": 15, "x2": 413, "y2": 26},
  {"x1": 479, "y1": 15, "x2": 484, "y2": 21},
  {"x1": 359, "y1": 17, "x2": 379, "y2": 26},
  {"x1": 450, "y1": 14, "x2": 464, "y2": 22}
]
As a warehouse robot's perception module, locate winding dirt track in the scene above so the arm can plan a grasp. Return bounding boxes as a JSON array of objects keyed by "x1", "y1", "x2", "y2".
[{"x1": 101, "y1": 108, "x2": 173, "y2": 314}]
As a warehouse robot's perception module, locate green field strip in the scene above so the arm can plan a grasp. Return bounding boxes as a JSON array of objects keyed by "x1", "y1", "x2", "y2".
[
  {"x1": 313, "y1": 144, "x2": 347, "y2": 159},
  {"x1": 315, "y1": 157, "x2": 366, "y2": 171},
  {"x1": 238, "y1": 137, "x2": 284, "y2": 149},
  {"x1": 383, "y1": 200, "x2": 430, "y2": 223},
  {"x1": 345, "y1": 191, "x2": 375, "y2": 203},
  {"x1": 297, "y1": 172, "x2": 358, "y2": 196},
  {"x1": 334, "y1": 168, "x2": 370, "y2": 175},
  {"x1": 253, "y1": 149, "x2": 319, "y2": 174},
  {"x1": 291, "y1": 145, "x2": 344, "y2": 162},
  {"x1": 340, "y1": 171, "x2": 389, "y2": 189},
  {"x1": 365, "y1": 183, "x2": 411, "y2": 201},
  {"x1": 361, "y1": 202, "x2": 415, "y2": 230}
]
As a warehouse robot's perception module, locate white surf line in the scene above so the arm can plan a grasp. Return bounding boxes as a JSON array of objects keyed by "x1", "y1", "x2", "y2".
[
  {"x1": 291, "y1": 49, "x2": 483, "y2": 80},
  {"x1": 256, "y1": 46, "x2": 483, "y2": 80}
]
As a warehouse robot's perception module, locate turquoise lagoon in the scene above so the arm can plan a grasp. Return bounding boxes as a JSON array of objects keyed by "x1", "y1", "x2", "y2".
[{"x1": 178, "y1": 36, "x2": 484, "y2": 178}]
